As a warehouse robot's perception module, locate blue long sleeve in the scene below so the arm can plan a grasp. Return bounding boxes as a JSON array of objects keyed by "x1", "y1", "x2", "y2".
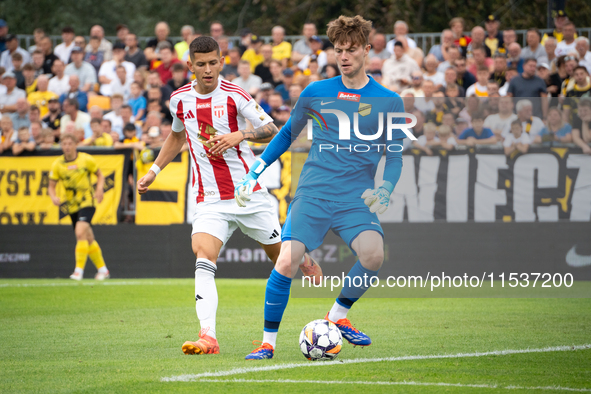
[
  {"x1": 260, "y1": 117, "x2": 296, "y2": 166},
  {"x1": 383, "y1": 138, "x2": 404, "y2": 192}
]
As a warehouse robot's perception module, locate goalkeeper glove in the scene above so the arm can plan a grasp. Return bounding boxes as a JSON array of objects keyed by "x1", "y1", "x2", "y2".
[
  {"x1": 361, "y1": 181, "x2": 395, "y2": 214},
  {"x1": 235, "y1": 158, "x2": 267, "y2": 207}
]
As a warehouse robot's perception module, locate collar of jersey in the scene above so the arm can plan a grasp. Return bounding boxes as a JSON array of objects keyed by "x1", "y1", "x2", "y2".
[
  {"x1": 337, "y1": 74, "x2": 373, "y2": 92},
  {"x1": 189, "y1": 78, "x2": 221, "y2": 98}
]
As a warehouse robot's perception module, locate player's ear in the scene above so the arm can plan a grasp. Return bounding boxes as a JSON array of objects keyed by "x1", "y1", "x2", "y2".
[
  {"x1": 220, "y1": 56, "x2": 225, "y2": 70},
  {"x1": 186, "y1": 59, "x2": 194, "y2": 72}
]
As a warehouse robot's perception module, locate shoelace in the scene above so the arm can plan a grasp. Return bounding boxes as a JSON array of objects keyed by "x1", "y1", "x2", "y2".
[
  {"x1": 338, "y1": 319, "x2": 361, "y2": 334},
  {"x1": 199, "y1": 327, "x2": 211, "y2": 339},
  {"x1": 251, "y1": 340, "x2": 272, "y2": 352}
]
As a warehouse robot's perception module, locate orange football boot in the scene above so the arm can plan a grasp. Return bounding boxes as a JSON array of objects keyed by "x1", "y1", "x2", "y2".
[{"x1": 182, "y1": 327, "x2": 220, "y2": 355}]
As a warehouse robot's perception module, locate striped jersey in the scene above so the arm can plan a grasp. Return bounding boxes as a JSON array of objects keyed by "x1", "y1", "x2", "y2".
[{"x1": 169, "y1": 79, "x2": 273, "y2": 204}]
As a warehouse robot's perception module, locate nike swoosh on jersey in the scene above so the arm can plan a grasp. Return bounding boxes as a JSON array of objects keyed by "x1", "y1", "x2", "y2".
[
  {"x1": 266, "y1": 301, "x2": 281, "y2": 305},
  {"x1": 321, "y1": 101, "x2": 335, "y2": 105},
  {"x1": 565, "y1": 246, "x2": 591, "y2": 267}
]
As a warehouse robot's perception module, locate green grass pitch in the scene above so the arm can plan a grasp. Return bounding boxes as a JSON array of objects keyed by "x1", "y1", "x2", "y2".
[{"x1": 1, "y1": 278, "x2": 590, "y2": 393}]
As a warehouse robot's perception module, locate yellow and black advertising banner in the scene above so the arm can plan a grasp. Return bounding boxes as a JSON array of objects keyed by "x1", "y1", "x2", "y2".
[
  {"x1": 135, "y1": 151, "x2": 189, "y2": 225},
  {"x1": 0, "y1": 150, "x2": 127, "y2": 225}
]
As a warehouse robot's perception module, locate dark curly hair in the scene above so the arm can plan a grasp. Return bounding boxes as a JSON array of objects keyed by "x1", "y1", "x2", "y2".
[{"x1": 189, "y1": 36, "x2": 220, "y2": 60}]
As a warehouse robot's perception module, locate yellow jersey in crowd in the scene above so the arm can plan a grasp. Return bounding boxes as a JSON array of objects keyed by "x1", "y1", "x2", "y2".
[
  {"x1": 83, "y1": 133, "x2": 114, "y2": 147},
  {"x1": 49, "y1": 152, "x2": 99, "y2": 214},
  {"x1": 272, "y1": 41, "x2": 292, "y2": 62}
]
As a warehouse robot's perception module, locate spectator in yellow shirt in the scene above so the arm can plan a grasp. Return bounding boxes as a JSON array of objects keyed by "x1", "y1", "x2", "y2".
[
  {"x1": 241, "y1": 35, "x2": 264, "y2": 73},
  {"x1": 175, "y1": 25, "x2": 194, "y2": 60},
  {"x1": 271, "y1": 26, "x2": 292, "y2": 67},
  {"x1": 27, "y1": 75, "x2": 58, "y2": 117},
  {"x1": 80, "y1": 118, "x2": 113, "y2": 147}
]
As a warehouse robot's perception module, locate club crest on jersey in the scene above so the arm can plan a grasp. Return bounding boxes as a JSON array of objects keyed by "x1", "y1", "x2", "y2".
[
  {"x1": 359, "y1": 103, "x2": 371, "y2": 116},
  {"x1": 214, "y1": 105, "x2": 225, "y2": 118},
  {"x1": 337, "y1": 92, "x2": 360, "y2": 102},
  {"x1": 198, "y1": 124, "x2": 218, "y2": 148}
]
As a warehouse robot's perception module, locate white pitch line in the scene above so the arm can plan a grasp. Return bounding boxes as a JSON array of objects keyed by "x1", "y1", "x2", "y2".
[
  {"x1": 194, "y1": 379, "x2": 591, "y2": 392},
  {"x1": 161, "y1": 344, "x2": 591, "y2": 382},
  {"x1": 0, "y1": 281, "x2": 182, "y2": 288}
]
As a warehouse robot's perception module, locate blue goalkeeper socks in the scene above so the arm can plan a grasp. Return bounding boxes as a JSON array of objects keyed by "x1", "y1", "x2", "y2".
[
  {"x1": 263, "y1": 268, "x2": 292, "y2": 333},
  {"x1": 336, "y1": 260, "x2": 379, "y2": 309}
]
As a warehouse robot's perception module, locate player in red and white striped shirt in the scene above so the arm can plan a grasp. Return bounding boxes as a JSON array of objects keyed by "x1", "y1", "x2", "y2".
[{"x1": 137, "y1": 36, "x2": 321, "y2": 356}]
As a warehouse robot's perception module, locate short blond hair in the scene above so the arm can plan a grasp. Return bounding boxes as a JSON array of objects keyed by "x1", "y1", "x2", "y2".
[
  {"x1": 438, "y1": 124, "x2": 453, "y2": 135},
  {"x1": 60, "y1": 132, "x2": 78, "y2": 143},
  {"x1": 327, "y1": 15, "x2": 372, "y2": 48}
]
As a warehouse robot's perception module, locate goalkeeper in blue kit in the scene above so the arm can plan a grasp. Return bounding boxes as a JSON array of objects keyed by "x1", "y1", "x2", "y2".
[{"x1": 235, "y1": 15, "x2": 411, "y2": 359}]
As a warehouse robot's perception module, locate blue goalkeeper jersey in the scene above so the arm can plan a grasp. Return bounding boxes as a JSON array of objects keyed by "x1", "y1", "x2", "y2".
[{"x1": 261, "y1": 75, "x2": 407, "y2": 203}]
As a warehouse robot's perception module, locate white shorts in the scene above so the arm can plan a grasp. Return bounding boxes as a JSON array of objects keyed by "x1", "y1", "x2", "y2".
[{"x1": 191, "y1": 191, "x2": 281, "y2": 245}]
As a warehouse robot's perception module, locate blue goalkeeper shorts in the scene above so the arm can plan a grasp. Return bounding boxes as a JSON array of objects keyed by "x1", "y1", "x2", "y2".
[{"x1": 281, "y1": 195, "x2": 384, "y2": 253}]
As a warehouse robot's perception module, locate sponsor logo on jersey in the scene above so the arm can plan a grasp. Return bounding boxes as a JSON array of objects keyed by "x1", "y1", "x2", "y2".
[
  {"x1": 196, "y1": 102, "x2": 211, "y2": 109},
  {"x1": 214, "y1": 105, "x2": 225, "y2": 118},
  {"x1": 185, "y1": 110, "x2": 195, "y2": 119},
  {"x1": 337, "y1": 92, "x2": 361, "y2": 102},
  {"x1": 67, "y1": 164, "x2": 78, "y2": 170}
]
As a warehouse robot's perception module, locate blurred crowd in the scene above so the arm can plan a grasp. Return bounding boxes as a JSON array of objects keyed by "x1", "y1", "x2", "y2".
[{"x1": 1, "y1": 12, "x2": 591, "y2": 159}]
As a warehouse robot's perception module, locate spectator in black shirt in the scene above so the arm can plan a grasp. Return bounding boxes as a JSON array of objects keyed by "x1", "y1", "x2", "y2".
[
  {"x1": 42, "y1": 98, "x2": 63, "y2": 131},
  {"x1": 254, "y1": 44, "x2": 274, "y2": 84},
  {"x1": 125, "y1": 33, "x2": 148, "y2": 70},
  {"x1": 269, "y1": 59, "x2": 284, "y2": 87},
  {"x1": 537, "y1": 62, "x2": 551, "y2": 88},
  {"x1": 144, "y1": 22, "x2": 173, "y2": 65},
  {"x1": 548, "y1": 55, "x2": 567, "y2": 106},
  {"x1": 453, "y1": 57, "x2": 476, "y2": 89},
  {"x1": 167, "y1": 63, "x2": 189, "y2": 91},
  {"x1": 491, "y1": 52, "x2": 507, "y2": 87},
  {"x1": 39, "y1": 36, "x2": 59, "y2": 75}
]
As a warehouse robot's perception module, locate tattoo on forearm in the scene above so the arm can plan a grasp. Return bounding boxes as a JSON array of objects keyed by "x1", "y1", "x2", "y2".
[{"x1": 241, "y1": 123, "x2": 278, "y2": 142}]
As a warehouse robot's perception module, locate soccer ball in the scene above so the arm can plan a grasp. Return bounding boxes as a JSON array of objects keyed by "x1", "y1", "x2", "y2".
[
  {"x1": 299, "y1": 319, "x2": 343, "y2": 360},
  {"x1": 139, "y1": 148, "x2": 155, "y2": 164}
]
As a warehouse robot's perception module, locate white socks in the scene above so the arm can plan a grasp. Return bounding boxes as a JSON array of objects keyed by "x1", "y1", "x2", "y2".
[
  {"x1": 263, "y1": 331, "x2": 278, "y2": 348},
  {"x1": 328, "y1": 302, "x2": 350, "y2": 322},
  {"x1": 98, "y1": 266, "x2": 108, "y2": 273},
  {"x1": 195, "y1": 258, "x2": 218, "y2": 339},
  {"x1": 74, "y1": 267, "x2": 84, "y2": 275}
]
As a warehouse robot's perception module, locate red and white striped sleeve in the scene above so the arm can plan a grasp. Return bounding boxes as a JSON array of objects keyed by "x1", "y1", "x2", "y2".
[{"x1": 168, "y1": 94, "x2": 186, "y2": 133}]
